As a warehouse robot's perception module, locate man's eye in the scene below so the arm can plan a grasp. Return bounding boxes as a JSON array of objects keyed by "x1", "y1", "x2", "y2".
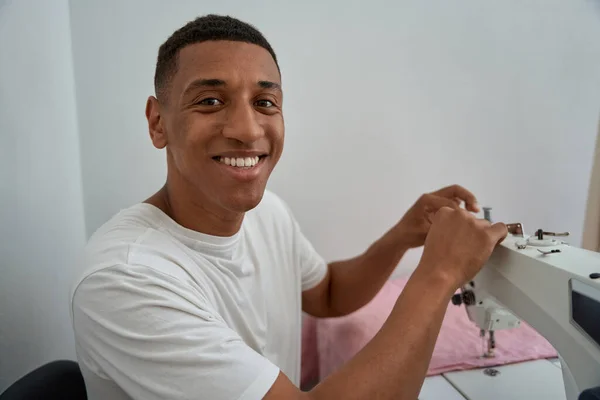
[
  {"x1": 198, "y1": 98, "x2": 223, "y2": 106},
  {"x1": 255, "y1": 99, "x2": 274, "y2": 108}
]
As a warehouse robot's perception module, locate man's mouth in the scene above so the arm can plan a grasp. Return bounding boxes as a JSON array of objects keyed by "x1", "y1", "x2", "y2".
[{"x1": 213, "y1": 155, "x2": 267, "y2": 168}]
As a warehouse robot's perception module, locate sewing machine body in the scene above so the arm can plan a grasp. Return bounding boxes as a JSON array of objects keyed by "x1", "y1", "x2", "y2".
[
  {"x1": 465, "y1": 296, "x2": 521, "y2": 332},
  {"x1": 467, "y1": 231, "x2": 600, "y2": 400}
]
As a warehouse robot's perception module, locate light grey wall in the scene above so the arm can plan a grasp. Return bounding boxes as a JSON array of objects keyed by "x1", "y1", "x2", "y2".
[
  {"x1": 69, "y1": 1, "x2": 600, "y2": 276},
  {"x1": 0, "y1": 0, "x2": 87, "y2": 392}
]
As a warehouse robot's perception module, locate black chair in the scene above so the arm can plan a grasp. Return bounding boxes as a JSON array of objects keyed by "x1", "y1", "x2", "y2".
[
  {"x1": 581, "y1": 387, "x2": 600, "y2": 400},
  {"x1": 0, "y1": 360, "x2": 87, "y2": 400}
]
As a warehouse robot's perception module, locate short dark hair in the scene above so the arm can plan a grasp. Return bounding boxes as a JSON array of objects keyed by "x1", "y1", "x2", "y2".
[{"x1": 154, "y1": 14, "x2": 279, "y2": 102}]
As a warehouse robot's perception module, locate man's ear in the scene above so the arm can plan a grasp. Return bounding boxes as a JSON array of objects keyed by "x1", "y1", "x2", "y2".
[{"x1": 146, "y1": 96, "x2": 167, "y2": 149}]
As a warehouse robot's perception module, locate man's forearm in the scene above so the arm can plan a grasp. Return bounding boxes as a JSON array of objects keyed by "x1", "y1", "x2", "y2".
[
  {"x1": 326, "y1": 228, "x2": 409, "y2": 316},
  {"x1": 308, "y1": 268, "x2": 455, "y2": 400}
]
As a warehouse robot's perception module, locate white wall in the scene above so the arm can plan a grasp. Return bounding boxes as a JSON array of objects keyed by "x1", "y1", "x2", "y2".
[
  {"x1": 69, "y1": 0, "x2": 600, "y2": 276},
  {"x1": 0, "y1": 0, "x2": 86, "y2": 392}
]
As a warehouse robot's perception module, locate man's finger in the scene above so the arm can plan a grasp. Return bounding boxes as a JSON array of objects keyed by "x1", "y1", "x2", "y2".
[
  {"x1": 432, "y1": 185, "x2": 480, "y2": 212},
  {"x1": 423, "y1": 196, "x2": 460, "y2": 225},
  {"x1": 424, "y1": 195, "x2": 461, "y2": 212},
  {"x1": 474, "y1": 218, "x2": 492, "y2": 228},
  {"x1": 489, "y1": 222, "x2": 509, "y2": 245}
]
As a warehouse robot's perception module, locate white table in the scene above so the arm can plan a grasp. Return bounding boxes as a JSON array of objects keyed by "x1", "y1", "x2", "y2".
[{"x1": 419, "y1": 359, "x2": 565, "y2": 400}]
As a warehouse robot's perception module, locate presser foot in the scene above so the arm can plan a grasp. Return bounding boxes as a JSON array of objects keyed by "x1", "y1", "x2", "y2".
[
  {"x1": 483, "y1": 350, "x2": 496, "y2": 359},
  {"x1": 480, "y1": 330, "x2": 496, "y2": 358}
]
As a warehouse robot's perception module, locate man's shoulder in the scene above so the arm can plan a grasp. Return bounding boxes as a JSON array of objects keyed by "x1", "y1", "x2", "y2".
[
  {"x1": 242, "y1": 190, "x2": 306, "y2": 255},
  {"x1": 71, "y1": 204, "x2": 209, "y2": 306},
  {"x1": 86, "y1": 203, "x2": 162, "y2": 252},
  {"x1": 75, "y1": 204, "x2": 183, "y2": 284},
  {"x1": 247, "y1": 189, "x2": 297, "y2": 229},
  {"x1": 253, "y1": 189, "x2": 293, "y2": 218}
]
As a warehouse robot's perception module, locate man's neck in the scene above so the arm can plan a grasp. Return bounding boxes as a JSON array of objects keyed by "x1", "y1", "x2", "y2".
[{"x1": 145, "y1": 183, "x2": 244, "y2": 237}]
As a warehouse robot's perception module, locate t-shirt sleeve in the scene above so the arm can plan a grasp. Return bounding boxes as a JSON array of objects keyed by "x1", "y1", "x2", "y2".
[
  {"x1": 293, "y1": 218, "x2": 329, "y2": 291},
  {"x1": 71, "y1": 264, "x2": 280, "y2": 400},
  {"x1": 276, "y1": 197, "x2": 328, "y2": 292}
]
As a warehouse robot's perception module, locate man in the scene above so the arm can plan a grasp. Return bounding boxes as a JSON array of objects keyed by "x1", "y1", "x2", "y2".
[{"x1": 70, "y1": 14, "x2": 507, "y2": 400}]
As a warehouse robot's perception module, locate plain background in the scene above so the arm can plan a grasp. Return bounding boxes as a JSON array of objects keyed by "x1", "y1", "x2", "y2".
[
  {"x1": 0, "y1": 0, "x2": 87, "y2": 392},
  {"x1": 2, "y1": 0, "x2": 600, "y2": 392}
]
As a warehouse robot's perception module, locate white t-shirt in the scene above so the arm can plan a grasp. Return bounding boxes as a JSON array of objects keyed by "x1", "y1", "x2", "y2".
[{"x1": 70, "y1": 190, "x2": 328, "y2": 400}]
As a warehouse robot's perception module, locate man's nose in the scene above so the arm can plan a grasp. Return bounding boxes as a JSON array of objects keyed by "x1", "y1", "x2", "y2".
[{"x1": 221, "y1": 102, "x2": 264, "y2": 143}]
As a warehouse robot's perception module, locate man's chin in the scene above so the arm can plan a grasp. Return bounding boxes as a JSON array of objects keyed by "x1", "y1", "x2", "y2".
[{"x1": 223, "y1": 187, "x2": 266, "y2": 213}]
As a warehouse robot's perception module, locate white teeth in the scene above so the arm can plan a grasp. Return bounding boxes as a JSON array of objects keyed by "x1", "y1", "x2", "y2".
[{"x1": 218, "y1": 156, "x2": 260, "y2": 168}]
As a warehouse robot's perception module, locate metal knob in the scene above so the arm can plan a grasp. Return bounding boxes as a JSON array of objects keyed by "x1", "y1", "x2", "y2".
[
  {"x1": 483, "y1": 207, "x2": 492, "y2": 223},
  {"x1": 535, "y1": 229, "x2": 570, "y2": 240},
  {"x1": 451, "y1": 294, "x2": 462, "y2": 306}
]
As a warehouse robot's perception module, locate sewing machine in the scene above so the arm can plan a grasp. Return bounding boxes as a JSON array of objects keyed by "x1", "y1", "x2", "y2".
[{"x1": 451, "y1": 222, "x2": 600, "y2": 400}]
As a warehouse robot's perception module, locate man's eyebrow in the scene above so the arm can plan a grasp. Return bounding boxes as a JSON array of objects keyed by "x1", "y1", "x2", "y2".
[
  {"x1": 182, "y1": 78, "x2": 226, "y2": 97},
  {"x1": 258, "y1": 81, "x2": 282, "y2": 91},
  {"x1": 182, "y1": 79, "x2": 282, "y2": 97}
]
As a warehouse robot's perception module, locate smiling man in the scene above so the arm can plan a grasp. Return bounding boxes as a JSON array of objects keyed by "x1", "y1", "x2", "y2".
[{"x1": 70, "y1": 14, "x2": 507, "y2": 400}]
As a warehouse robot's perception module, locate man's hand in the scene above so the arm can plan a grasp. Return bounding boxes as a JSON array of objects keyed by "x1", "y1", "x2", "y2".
[
  {"x1": 393, "y1": 184, "x2": 481, "y2": 248},
  {"x1": 298, "y1": 206, "x2": 507, "y2": 400},
  {"x1": 296, "y1": 189, "x2": 507, "y2": 400},
  {"x1": 416, "y1": 206, "x2": 508, "y2": 288},
  {"x1": 302, "y1": 184, "x2": 482, "y2": 318}
]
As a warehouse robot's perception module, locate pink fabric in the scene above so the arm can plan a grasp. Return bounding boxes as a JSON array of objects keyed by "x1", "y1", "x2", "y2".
[
  {"x1": 301, "y1": 313, "x2": 319, "y2": 388},
  {"x1": 315, "y1": 278, "x2": 557, "y2": 380}
]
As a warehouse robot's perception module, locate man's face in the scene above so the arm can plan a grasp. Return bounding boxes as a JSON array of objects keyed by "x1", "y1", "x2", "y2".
[{"x1": 148, "y1": 40, "x2": 284, "y2": 214}]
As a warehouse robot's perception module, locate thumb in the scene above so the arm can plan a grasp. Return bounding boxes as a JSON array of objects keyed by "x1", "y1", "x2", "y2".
[
  {"x1": 489, "y1": 222, "x2": 509, "y2": 246},
  {"x1": 425, "y1": 195, "x2": 461, "y2": 212},
  {"x1": 424, "y1": 197, "x2": 459, "y2": 224}
]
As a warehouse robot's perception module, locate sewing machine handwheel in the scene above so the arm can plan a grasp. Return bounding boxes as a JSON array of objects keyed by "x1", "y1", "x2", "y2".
[{"x1": 451, "y1": 294, "x2": 462, "y2": 305}]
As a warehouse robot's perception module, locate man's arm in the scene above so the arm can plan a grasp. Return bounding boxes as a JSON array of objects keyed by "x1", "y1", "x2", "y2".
[
  {"x1": 266, "y1": 270, "x2": 453, "y2": 400},
  {"x1": 301, "y1": 225, "x2": 409, "y2": 318},
  {"x1": 268, "y1": 207, "x2": 507, "y2": 400},
  {"x1": 303, "y1": 184, "x2": 480, "y2": 318}
]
